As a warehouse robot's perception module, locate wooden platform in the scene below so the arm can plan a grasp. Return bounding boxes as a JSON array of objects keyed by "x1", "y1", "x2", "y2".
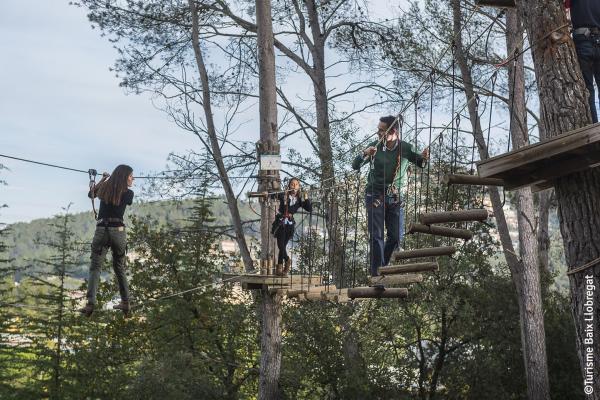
[
  {"x1": 223, "y1": 273, "x2": 323, "y2": 290},
  {"x1": 477, "y1": 123, "x2": 600, "y2": 191}
]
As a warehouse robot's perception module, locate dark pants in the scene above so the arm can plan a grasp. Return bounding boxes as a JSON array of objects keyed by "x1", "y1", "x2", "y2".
[
  {"x1": 366, "y1": 193, "x2": 405, "y2": 277},
  {"x1": 86, "y1": 225, "x2": 129, "y2": 304},
  {"x1": 574, "y1": 34, "x2": 600, "y2": 123},
  {"x1": 275, "y1": 223, "x2": 294, "y2": 265}
]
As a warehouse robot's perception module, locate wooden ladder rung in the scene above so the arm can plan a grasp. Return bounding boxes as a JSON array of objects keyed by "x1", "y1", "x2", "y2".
[
  {"x1": 379, "y1": 262, "x2": 438, "y2": 275},
  {"x1": 392, "y1": 246, "x2": 456, "y2": 261},
  {"x1": 369, "y1": 273, "x2": 423, "y2": 286},
  {"x1": 302, "y1": 288, "x2": 345, "y2": 302},
  {"x1": 348, "y1": 287, "x2": 408, "y2": 299},
  {"x1": 443, "y1": 174, "x2": 505, "y2": 186},
  {"x1": 408, "y1": 223, "x2": 473, "y2": 240},
  {"x1": 419, "y1": 209, "x2": 488, "y2": 225}
]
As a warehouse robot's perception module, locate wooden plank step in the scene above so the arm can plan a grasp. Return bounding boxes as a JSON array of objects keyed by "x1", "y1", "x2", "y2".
[
  {"x1": 392, "y1": 246, "x2": 456, "y2": 261},
  {"x1": 475, "y1": 0, "x2": 515, "y2": 8},
  {"x1": 442, "y1": 174, "x2": 504, "y2": 186},
  {"x1": 419, "y1": 209, "x2": 488, "y2": 225},
  {"x1": 286, "y1": 285, "x2": 337, "y2": 298},
  {"x1": 379, "y1": 262, "x2": 438, "y2": 275},
  {"x1": 223, "y1": 273, "x2": 323, "y2": 286},
  {"x1": 407, "y1": 223, "x2": 473, "y2": 240},
  {"x1": 369, "y1": 273, "x2": 423, "y2": 286},
  {"x1": 348, "y1": 287, "x2": 408, "y2": 299},
  {"x1": 477, "y1": 123, "x2": 600, "y2": 190}
]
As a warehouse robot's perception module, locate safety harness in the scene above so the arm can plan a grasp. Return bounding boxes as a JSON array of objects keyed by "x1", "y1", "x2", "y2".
[{"x1": 88, "y1": 169, "x2": 98, "y2": 220}]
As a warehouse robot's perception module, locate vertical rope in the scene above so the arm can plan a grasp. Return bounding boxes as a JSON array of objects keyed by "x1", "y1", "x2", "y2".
[
  {"x1": 341, "y1": 175, "x2": 351, "y2": 289},
  {"x1": 425, "y1": 71, "x2": 434, "y2": 214},
  {"x1": 413, "y1": 92, "x2": 421, "y2": 248},
  {"x1": 321, "y1": 188, "x2": 328, "y2": 287},
  {"x1": 351, "y1": 172, "x2": 361, "y2": 288},
  {"x1": 446, "y1": 41, "x2": 457, "y2": 212},
  {"x1": 482, "y1": 71, "x2": 498, "y2": 206},
  {"x1": 503, "y1": 51, "x2": 519, "y2": 208}
]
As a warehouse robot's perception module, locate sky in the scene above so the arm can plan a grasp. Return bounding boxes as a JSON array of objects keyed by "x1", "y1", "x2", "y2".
[
  {"x1": 0, "y1": 0, "x2": 467, "y2": 225},
  {"x1": 0, "y1": 1, "x2": 199, "y2": 223}
]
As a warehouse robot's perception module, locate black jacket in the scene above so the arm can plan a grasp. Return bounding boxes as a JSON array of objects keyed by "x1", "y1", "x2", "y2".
[{"x1": 276, "y1": 191, "x2": 312, "y2": 219}]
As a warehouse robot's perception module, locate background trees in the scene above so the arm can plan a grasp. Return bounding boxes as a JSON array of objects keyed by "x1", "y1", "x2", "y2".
[{"x1": 0, "y1": 0, "x2": 593, "y2": 398}]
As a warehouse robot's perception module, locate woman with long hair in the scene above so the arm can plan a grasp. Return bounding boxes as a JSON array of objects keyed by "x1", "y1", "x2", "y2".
[
  {"x1": 79, "y1": 164, "x2": 134, "y2": 317},
  {"x1": 271, "y1": 178, "x2": 312, "y2": 276}
]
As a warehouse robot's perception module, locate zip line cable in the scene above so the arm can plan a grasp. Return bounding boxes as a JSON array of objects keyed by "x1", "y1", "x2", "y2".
[
  {"x1": 3, "y1": 275, "x2": 242, "y2": 314},
  {"x1": 0, "y1": 153, "x2": 179, "y2": 180}
]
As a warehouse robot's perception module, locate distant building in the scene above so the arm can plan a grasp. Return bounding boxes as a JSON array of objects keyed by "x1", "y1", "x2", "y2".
[{"x1": 220, "y1": 240, "x2": 238, "y2": 254}]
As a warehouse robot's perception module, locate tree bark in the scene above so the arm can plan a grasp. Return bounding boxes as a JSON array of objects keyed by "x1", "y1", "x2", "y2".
[
  {"x1": 519, "y1": 0, "x2": 600, "y2": 396},
  {"x1": 537, "y1": 189, "x2": 552, "y2": 274},
  {"x1": 505, "y1": 9, "x2": 550, "y2": 399},
  {"x1": 452, "y1": 2, "x2": 549, "y2": 398},
  {"x1": 255, "y1": 1, "x2": 283, "y2": 399},
  {"x1": 259, "y1": 291, "x2": 282, "y2": 400},
  {"x1": 188, "y1": 0, "x2": 254, "y2": 272}
]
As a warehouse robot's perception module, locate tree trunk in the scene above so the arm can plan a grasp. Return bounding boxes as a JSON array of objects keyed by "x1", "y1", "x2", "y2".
[
  {"x1": 259, "y1": 291, "x2": 282, "y2": 400},
  {"x1": 537, "y1": 189, "x2": 552, "y2": 274},
  {"x1": 303, "y1": 0, "x2": 344, "y2": 286},
  {"x1": 339, "y1": 304, "x2": 368, "y2": 394},
  {"x1": 255, "y1": 1, "x2": 283, "y2": 399},
  {"x1": 535, "y1": 120, "x2": 552, "y2": 275},
  {"x1": 428, "y1": 308, "x2": 448, "y2": 399},
  {"x1": 506, "y1": 9, "x2": 550, "y2": 399},
  {"x1": 519, "y1": 0, "x2": 600, "y2": 396},
  {"x1": 452, "y1": 2, "x2": 549, "y2": 398},
  {"x1": 188, "y1": 0, "x2": 254, "y2": 272}
]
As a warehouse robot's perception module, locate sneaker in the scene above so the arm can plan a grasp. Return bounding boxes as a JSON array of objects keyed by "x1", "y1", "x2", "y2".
[{"x1": 79, "y1": 303, "x2": 94, "y2": 317}]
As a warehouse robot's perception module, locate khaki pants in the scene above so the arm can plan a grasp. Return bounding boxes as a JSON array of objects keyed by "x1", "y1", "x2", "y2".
[{"x1": 86, "y1": 225, "x2": 129, "y2": 304}]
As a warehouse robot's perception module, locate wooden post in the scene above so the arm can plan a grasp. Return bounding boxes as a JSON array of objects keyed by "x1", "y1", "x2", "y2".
[
  {"x1": 392, "y1": 246, "x2": 456, "y2": 261},
  {"x1": 348, "y1": 287, "x2": 408, "y2": 299},
  {"x1": 442, "y1": 174, "x2": 505, "y2": 186},
  {"x1": 379, "y1": 262, "x2": 439, "y2": 275},
  {"x1": 408, "y1": 223, "x2": 473, "y2": 240},
  {"x1": 419, "y1": 209, "x2": 488, "y2": 225}
]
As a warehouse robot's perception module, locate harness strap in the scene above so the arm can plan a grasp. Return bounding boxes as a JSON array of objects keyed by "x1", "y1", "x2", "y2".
[{"x1": 88, "y1": 169, "x2": 98, "y2": 220}]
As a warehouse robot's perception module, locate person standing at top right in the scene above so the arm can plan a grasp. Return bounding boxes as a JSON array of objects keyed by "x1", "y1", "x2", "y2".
[{"x1": 566, "y1": 0, "x2": 600, "y2": 123}]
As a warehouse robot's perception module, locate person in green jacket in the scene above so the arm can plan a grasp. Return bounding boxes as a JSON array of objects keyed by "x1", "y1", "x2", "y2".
[{"x1": 352, "y1": 115, "x2": 429, "y2": 277}]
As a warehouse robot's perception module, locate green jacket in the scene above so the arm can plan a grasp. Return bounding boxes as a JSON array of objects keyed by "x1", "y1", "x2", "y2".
[{"x1": 351, "y1": 139, "x2": 426, "y2": 194}]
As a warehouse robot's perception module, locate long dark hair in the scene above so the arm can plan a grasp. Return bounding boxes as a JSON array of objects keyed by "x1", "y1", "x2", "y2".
[
  {"x1": 96, "y1": 164, "x2": 133, "y2": 206},
  {"x1": 285, "y1": 177, "x2": 301, "y2": 203}
]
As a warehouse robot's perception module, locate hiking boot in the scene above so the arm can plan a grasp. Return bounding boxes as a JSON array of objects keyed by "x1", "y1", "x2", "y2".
[
  {"x1": 79, "y1": 303, "x2": 94, "y2": 317},
  {"x1": 113, "y1": 300, "x2": 131, "y2": 317},
  {"x1": 275, "y1": 263, "x2": 284, "y2": 276},
  {"x1": 283, "y1": 258, "x2": 291, "y2": 275}
]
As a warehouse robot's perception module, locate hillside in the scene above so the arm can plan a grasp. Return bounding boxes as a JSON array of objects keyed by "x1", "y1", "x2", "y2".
[{"x1": 3, "y1": 197, "x2": 258, "y2": 279}]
